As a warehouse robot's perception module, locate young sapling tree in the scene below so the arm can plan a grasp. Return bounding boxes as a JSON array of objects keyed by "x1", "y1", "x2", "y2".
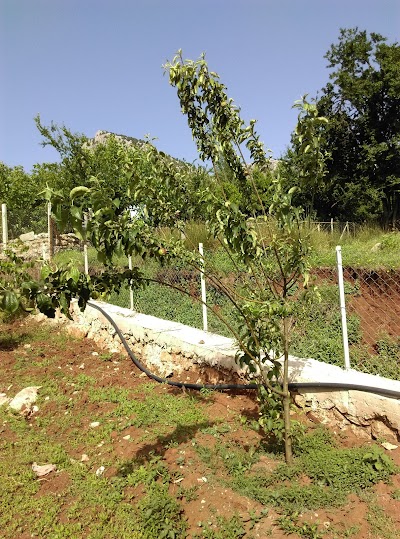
[{"x1": 0, "y1": 53, "x2": 326, "y2": 464}]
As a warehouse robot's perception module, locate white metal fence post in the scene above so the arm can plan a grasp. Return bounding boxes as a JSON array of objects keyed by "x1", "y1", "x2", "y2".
[
  {"x1": 199, "y1": 243, "x2": 208, "y2": 332},
  {"x1": 336, "y1": 245, "x2": 351, "y2": 370},
  {"x1": 1, "y1": 203, "x2": 8, "y2": 250},
  {"x1": 83, "y1": 244, "x2": 89, "y2": 275},
  {"x1": 47, "y1": 202, "x2": 53, "y2": 261},
  {"x1": 83, "y1": 213, "x2": 89, "y2": 275},
  {"x1": 128, "y1": 255, "x2": 134, "y2": 311}
]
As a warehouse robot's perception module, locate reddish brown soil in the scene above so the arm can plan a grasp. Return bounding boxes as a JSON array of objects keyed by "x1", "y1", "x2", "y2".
[
  {"x1": 346, "y1": 269, "x2": 400, "y2": 346},
  {"x1": 313, "y1": 267, "x2": 400, "y2": 348},
  {"x1": 1, "y1": 317, "x2": 400, "y2": 538}
]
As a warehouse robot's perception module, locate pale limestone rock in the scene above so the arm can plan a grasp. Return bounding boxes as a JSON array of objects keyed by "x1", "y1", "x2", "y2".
[
  {"x1": 9, "y1": 386, "x2": 41, "y2": 412},
  {"x1": 0, "y1": 393, "x2": 10, "y2": 406},
  {"x1": 371, "y1": 419, "x2": 398, "y2": 442},
  {"x1": 381, "y1": 442, "x2": 398, "y2": 450},
  {"x1": 95, "y1": 466, "x2": 105, "y2": 477},
  {"x1": 32, "y1": 462, "x2": 57, "y2": 477},
  {"x1": 65, "y1": 326, "x2": 87, "y2": 339},
  {"x1": 299, "y1": 389, "x2": 400, "y2": 440},
  {"x1": 19, "y1": 231, "x2": 35, "y2": 242},
  {"x1": 4, "y1": 232, "x2": 81, "y2": 261}
]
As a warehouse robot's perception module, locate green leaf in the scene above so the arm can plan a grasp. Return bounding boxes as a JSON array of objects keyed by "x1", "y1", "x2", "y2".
[
  {"x1": 20, "y1": 280, "x2": 39, "y2": 295},
  {"x1": 36, "y1": 293, "x2": 56, "y2": 318},
  {"x1": 65, "y1": 266, "x2": 80, "y2": 285},
  {"x1": 70, "y1": 206, "x2": 83, "y2": 221},
  {"x1": 41, "y1": 265, "x2": 52, "y2": 280},
  {"x1": 59, "y1": 292, "x2": 69, "y2": 315},
  {"x1": 70, "y1": 186, "x2": 90, "y2": 200},
  {"x1": 0, "y1": 290, "x2": 20, "y2": 313}
]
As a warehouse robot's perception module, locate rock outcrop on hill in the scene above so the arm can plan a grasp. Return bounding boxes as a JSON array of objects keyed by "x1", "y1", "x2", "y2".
[{"x1": 85, "y1": 130, "x2": 146, "y2": 150}]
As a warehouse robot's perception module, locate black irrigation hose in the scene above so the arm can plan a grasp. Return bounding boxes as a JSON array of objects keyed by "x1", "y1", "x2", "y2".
[{"x1": 87, "y1": 301, "x2": 400, "y2": 400}]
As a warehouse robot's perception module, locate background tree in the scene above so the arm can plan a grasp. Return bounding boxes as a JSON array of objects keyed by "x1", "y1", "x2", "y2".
[
  {"x1": 212, "y1": 157, "x2": 277, "y2": 217},
  {"x1": 280, "y1": 98, "x2": 329, "y2": 221},
  {"x1": 34, "y1": 118, "x2": 210, "y2": 226},
  {"x1": 34, "y1": 116, "x2": 90, "y2": 196},
  {"x1": 285, "y1": 28, "x2": 400, "y2": 226},
  {"x1": 0, "y1": 162, "x2": 48, "y2": 237}
]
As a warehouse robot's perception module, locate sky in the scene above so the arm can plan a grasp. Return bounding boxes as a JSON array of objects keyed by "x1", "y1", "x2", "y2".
[{"x1": 1, "y1": 0, "x2": 399, "y2": 172}]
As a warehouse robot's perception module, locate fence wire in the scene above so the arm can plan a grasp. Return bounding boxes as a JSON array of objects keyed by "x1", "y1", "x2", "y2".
[
  {"x1": 1, "y1": 201, "x2": 398, "y2": 379},
  {"x1": 111, "y1": 260, "x2": 400, "y2": 381},
  {"x1": 292, "y1": 267, "x2": 400, "y2": 379},
  {"x1": 108, "y1": 261, "x2": 235, "y2": 337},
  {"x1": 300, "y1": 220, "x2": 358, "y2": 237},
  {"x1": 344, "y1": 269, "x2": 400, "y2": 343}
]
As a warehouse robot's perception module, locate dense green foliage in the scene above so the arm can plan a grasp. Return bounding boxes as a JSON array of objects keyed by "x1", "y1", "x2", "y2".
[
  {"x1": 285, "y1": 28, "x2": 400, "y2": 226},
  {"x1": 196, "y1": 427, "x2": 397, "y2": 513},
  {"x1": 35, "y1": 117, "x2": 211, "y2": 225},
  {"x1": 0, "y1": 162, "x2": 49, "y2": 237}
]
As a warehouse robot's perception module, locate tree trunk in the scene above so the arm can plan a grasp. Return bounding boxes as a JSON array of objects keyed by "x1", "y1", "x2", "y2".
[{"x1": 283, "y1": 317, "x2": 293, "y2": 465}]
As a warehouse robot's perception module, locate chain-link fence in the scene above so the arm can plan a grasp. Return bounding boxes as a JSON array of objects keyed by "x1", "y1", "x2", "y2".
[
  {"x1": 108, "y1": 252, "x2": 400, "y2": 380},
  {"x1": 343, "y1": 268, "x2": 400, "y2": 377},
  {"x1": 0, "y1": 202, "x2": 81, "y2": 259},
  {"x1": 1, "y1": 203, "x2": 48, "y2": 241},
  {"x1": 107, "y1": 257, "x2": 235, "y2": 337},
  {"x1": 290, "y1": 264, "x2": 400, "y2": 379},
  {"x1": 106, "y1": 251, "x2": 399, "y2": 379},
  {"x1": 1, "y1": 201, "x2": 398, "y2": 379},
  {"x1": 1, "y1": 201, "x2": 48, "y2": 245}
]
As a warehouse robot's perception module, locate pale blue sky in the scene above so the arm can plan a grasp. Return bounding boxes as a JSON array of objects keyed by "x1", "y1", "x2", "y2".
[{"x1": 1, "y1": 0, "x2": 399, "y2": 171}]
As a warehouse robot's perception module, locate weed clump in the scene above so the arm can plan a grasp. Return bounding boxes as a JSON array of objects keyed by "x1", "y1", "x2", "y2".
[
  {"x1": 203, "y1": 428, "x2": 397, "y2": 515},
  {"x1": 136, "y1": 483, "x2": 187, "y2": 539}
]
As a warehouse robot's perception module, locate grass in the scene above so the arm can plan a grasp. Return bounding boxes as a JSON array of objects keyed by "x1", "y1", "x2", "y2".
[
  {"x1": 0, "y1": 326, "x2": 200, "y2": 538},
  {"x1": 308, "y1": 226, "x2": 400, "y2": 270},
  {"x1": 1, "y1": 320, "x2": 399, "y2": 538},
  {"x1": 193, "y1": 428, "x2": 397, "y2": 513},
  {"x1": 362, "y1": 491, "x2": 399, "y2": 539},
  {"x1": 193, "y1": 515, "x2": 246, "y2": 538}
]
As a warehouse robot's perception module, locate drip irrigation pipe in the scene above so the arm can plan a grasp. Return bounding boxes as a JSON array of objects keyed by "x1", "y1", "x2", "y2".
[{"x1": 87, "y1": 301, "x2": 400, "y2": 400}]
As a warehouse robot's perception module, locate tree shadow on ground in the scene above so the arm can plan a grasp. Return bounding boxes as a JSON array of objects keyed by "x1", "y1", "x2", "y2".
[
  {"x1": 116, "y1": 421, "x2": 217, "y2": 476},
  {"x1": 0, "y1": 332, "x2": 29, "y2": 351}
]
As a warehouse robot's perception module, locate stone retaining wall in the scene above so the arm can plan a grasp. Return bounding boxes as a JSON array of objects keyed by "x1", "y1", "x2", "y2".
[
  {"x1": 34, "y1": 299, "x2": 400, "y2": 443},
  {"x1": 1, "y1": 232, "x2": 81, "y2": 260}
]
